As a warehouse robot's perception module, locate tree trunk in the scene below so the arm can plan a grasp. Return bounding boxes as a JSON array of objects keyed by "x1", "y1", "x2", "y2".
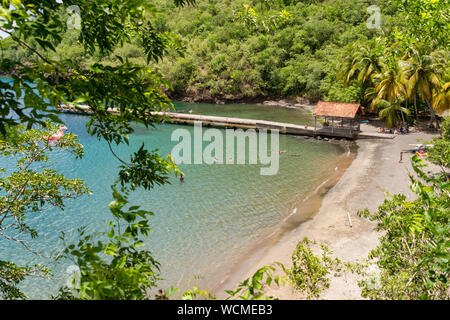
[
  {"x1": 400, "y1": 111, "x2": 405, "y2": 126},
  {"x1": 403, "y1": 100, "x2": 408, "y2": 126},
  {"x1": 414, "y1": 94, "x2": 418, "y2": 120},
  {"x1": 427, "y1": 101, "x2": 439, "y2": 129}
]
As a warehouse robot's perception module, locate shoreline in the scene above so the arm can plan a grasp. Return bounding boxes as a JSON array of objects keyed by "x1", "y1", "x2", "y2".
[
  {"x1": 0, "y1": 75, "x2": 316, "y2": 107},
  {"x1": 210, "y1": 141, "x2": 358, "y2": 298},
  {"x1": 212, "y1": 127, "x2": 439, "y2": 299}
]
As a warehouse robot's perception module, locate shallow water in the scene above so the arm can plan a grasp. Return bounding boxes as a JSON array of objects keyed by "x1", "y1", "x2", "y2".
[{"x1": 0, "y1": 102, "x2": 345, "y2": 299}]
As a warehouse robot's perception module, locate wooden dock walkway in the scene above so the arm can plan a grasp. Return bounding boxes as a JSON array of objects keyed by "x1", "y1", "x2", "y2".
[{"x1": 57, "y1": 104, "x2": 395, "y2": 140}]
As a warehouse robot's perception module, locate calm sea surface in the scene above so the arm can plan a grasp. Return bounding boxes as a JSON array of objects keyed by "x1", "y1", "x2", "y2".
[{"x1": 0, "y1": 97, "x2": 346, "y2": 298}]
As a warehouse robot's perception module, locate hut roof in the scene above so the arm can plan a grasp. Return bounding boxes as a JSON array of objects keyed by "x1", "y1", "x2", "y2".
[{"x1": 313, "y1": 101, "x2": 363, "y2": 118}]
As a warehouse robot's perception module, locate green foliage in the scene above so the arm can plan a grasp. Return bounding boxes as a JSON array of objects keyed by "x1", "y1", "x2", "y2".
[
  {"x1": 55, "y1": 134, "x2": 181, "y2": 300},
  {"x1": 162, "y1": 262, "x2": 287, "y2": 300},
  {"x1": 182, "y1": 286, "x2": 216, "y2": 300},
  {"x1": 1, "y1": 0, "x2": 449, "y2": 106},
  {"x1": 118, "y1": 146, "x2": 181, "y2": 191},
  {"x1": 0, "y1": 260, "x2": 51, "y2": 300},
  {"x1": 1, "y1": 0, "x2": 393, "y2": 102},
  {"x1": 374, "y1": 99, "x2": 411, "y2": 128},
  {"x1": 0, "y1": 0, "x2": 188, "y2": 300},
  {"x1": 56, "y1": 187, "x2": 161, "y2": 300},
  {"x1": 393, "y1": 0, "x2": 450, "y2": 48},
  {"x1": 236, "y1": 1, "x2": 293, "y2": 33},
  {"x1": 284, "y1": 238, "x2": 341, "y2": 299},
  {"x1": 0, "y1": 0, "x2": 191, "y2": 133},
  {"x1": 357, "y1": 156, "x2": 449, "y2": 299},
  {"x1": 225, "y1": 263, "x2": 286, "y2": 300},
  {"x1": 0, "y1": 123, "x2": 89, "y2": 299},
  {"x1": 426, "y1": 117, "x2": 450, "y2": 169},
  {"x1": 337, "y1": 1, "x2": 449, "y2": 127},
  {"x1": 1, "y1": 0, "x2": 448, "y2": 301}
]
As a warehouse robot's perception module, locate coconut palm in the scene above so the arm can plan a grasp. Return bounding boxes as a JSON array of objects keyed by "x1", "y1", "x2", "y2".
[
  {"x1": 370, "y1": 58, "x2": 407, "y2": 105},
  {"x1": 338, "y1": 40, "x2": 383, "y2": 105},
  {"x1": 374, "y1": 99, "x2": 411, "y2": 129},
  {"x1": 401, "y1": 47, "x2": 445, "y2": 128},
  {"x1": 338, "y1": 45, "x2": 359, "y2": 87},
  {"x1": 368, "y1": 56, "x2": 410, "y2": 125},
  {"x1": 433, "y1": 82, "x2": 450, "y2": 115},
  {"x1": 352, "y1": 41, "x2": 384, "y2": 85}
]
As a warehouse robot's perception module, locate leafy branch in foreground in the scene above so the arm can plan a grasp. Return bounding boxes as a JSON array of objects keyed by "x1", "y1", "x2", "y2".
[
  {"x1": 1, "y1": 0, "x2": 192, "y2": 300},
  {"x1": 56, "y1": 153, "x2": 182, "y2": 300},
  {"x1": 425, "y1": 116, "x2": 450, "y2": 170},
  {"x1": 56, "y1": 188, "x2": 161, "y2": 300},
  {"x1": 357, "y1": 155, "x2": 449, "y2": 300},
  {"x1": 225, "y1": 263, "x2": 286, "y2": 300},
  {"x1": 175, "y1": 262, "x2": 286, "y2": 300},
  {"x1": 283, "y1": 238, "x2": 344, "y2": 299},
  {"x1": 0, "y1": 123, "x2": 89, "y2": 299}
]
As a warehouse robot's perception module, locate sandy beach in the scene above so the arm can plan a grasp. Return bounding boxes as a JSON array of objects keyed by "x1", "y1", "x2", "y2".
[{"x1": 215, "y1": 124, "x2": 439, "y2": 300}]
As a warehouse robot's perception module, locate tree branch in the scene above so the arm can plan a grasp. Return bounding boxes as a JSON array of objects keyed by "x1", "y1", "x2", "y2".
[{"x1": 0, "y1": 27, "x2": 57, "y2": 69}]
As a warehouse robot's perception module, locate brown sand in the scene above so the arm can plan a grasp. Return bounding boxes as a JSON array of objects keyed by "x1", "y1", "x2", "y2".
[{"x1": 215, "y1": 127, "x2": 438, "y2": 300}]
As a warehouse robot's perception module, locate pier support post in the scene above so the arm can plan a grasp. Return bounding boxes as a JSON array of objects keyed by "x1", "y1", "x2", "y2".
[{"x1": 314, "y1": 116, "x2": 317, "y2": 136}]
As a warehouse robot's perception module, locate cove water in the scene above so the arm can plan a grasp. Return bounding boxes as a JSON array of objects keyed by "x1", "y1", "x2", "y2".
[{"x1": 0, "y1": 103, "x2": 346, "y2": 299}]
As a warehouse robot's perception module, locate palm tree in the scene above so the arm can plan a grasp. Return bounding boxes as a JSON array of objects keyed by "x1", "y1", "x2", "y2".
[
  {"x1": 374, "y1": 99, "x2": 411, "y2": 129},
  {"x1": 401, "y1": 47, "x2": 445, "y2": 128},
  {"x1": 338, "y1": 40, "x2": 383, "y2": 106},
  {"x1": 369, "y1": 57, "x2": 409, "y2": 125},
  {"x1": 338, "y1": 45, "x2": 359, "y2": 87},
  {"x1": 371, "y1": 58, "x2": 407, "y2": 103},
  {"x1": 433, "y1": 82, "x2": 450, "y2": 115},
  {"x1": 352, "y1": 41, "x2": 383, "y2": 85}
]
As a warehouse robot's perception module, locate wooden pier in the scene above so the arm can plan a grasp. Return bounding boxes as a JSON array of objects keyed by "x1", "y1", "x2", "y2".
[{"x1": 57, "y1": 104, "x2": 395, "y2": 140}]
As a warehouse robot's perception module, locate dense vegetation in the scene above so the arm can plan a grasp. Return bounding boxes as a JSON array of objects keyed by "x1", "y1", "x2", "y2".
[
  {"x1": 2, "y1": 0, "x2": 448, "y2": 130},
  {"x1": 1, "y1": 0, "x2": 444, "y2": 105},
  {"x1": 284, "y1": 118, "x2": 449, "y2": 300},
  {"x1": 0, "y1": 0, "x2": 449, "y2": 300},
  {"x1": 0, "y1": 0, "x2": 187, "y2": 299},
  {"x1": 357, "y1": 117, "x2": 449, "y2": 299}
]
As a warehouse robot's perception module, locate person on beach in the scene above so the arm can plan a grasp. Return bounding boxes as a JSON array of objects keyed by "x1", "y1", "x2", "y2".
[{"x1": 399, "y1": 151, "x2": 403, "y2": 163}]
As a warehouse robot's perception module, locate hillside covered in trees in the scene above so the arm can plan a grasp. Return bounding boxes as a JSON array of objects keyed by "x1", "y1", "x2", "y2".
[
  {"x1": 0, "y1": 0, "x2": 413, "y2": 102},
  {"x1": 0, "y1": 0, "x2": 449, "y2": 301},
  {"x1": 1, "y1": 0, "x2": 449, "y2": 119}
]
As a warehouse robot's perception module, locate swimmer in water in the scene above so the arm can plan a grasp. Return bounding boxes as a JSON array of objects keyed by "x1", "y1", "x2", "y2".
[{"x1": 180, "y1": 174, "x2": 184, "y2": 182}]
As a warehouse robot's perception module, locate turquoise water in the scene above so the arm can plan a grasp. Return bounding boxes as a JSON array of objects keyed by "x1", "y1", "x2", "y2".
[
  {"x1": 1, "y1": 101, "x2": 345, "y2": 299},
  {"x1": 173, "y1": 102, "x2": 315, "y2": 125}
]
